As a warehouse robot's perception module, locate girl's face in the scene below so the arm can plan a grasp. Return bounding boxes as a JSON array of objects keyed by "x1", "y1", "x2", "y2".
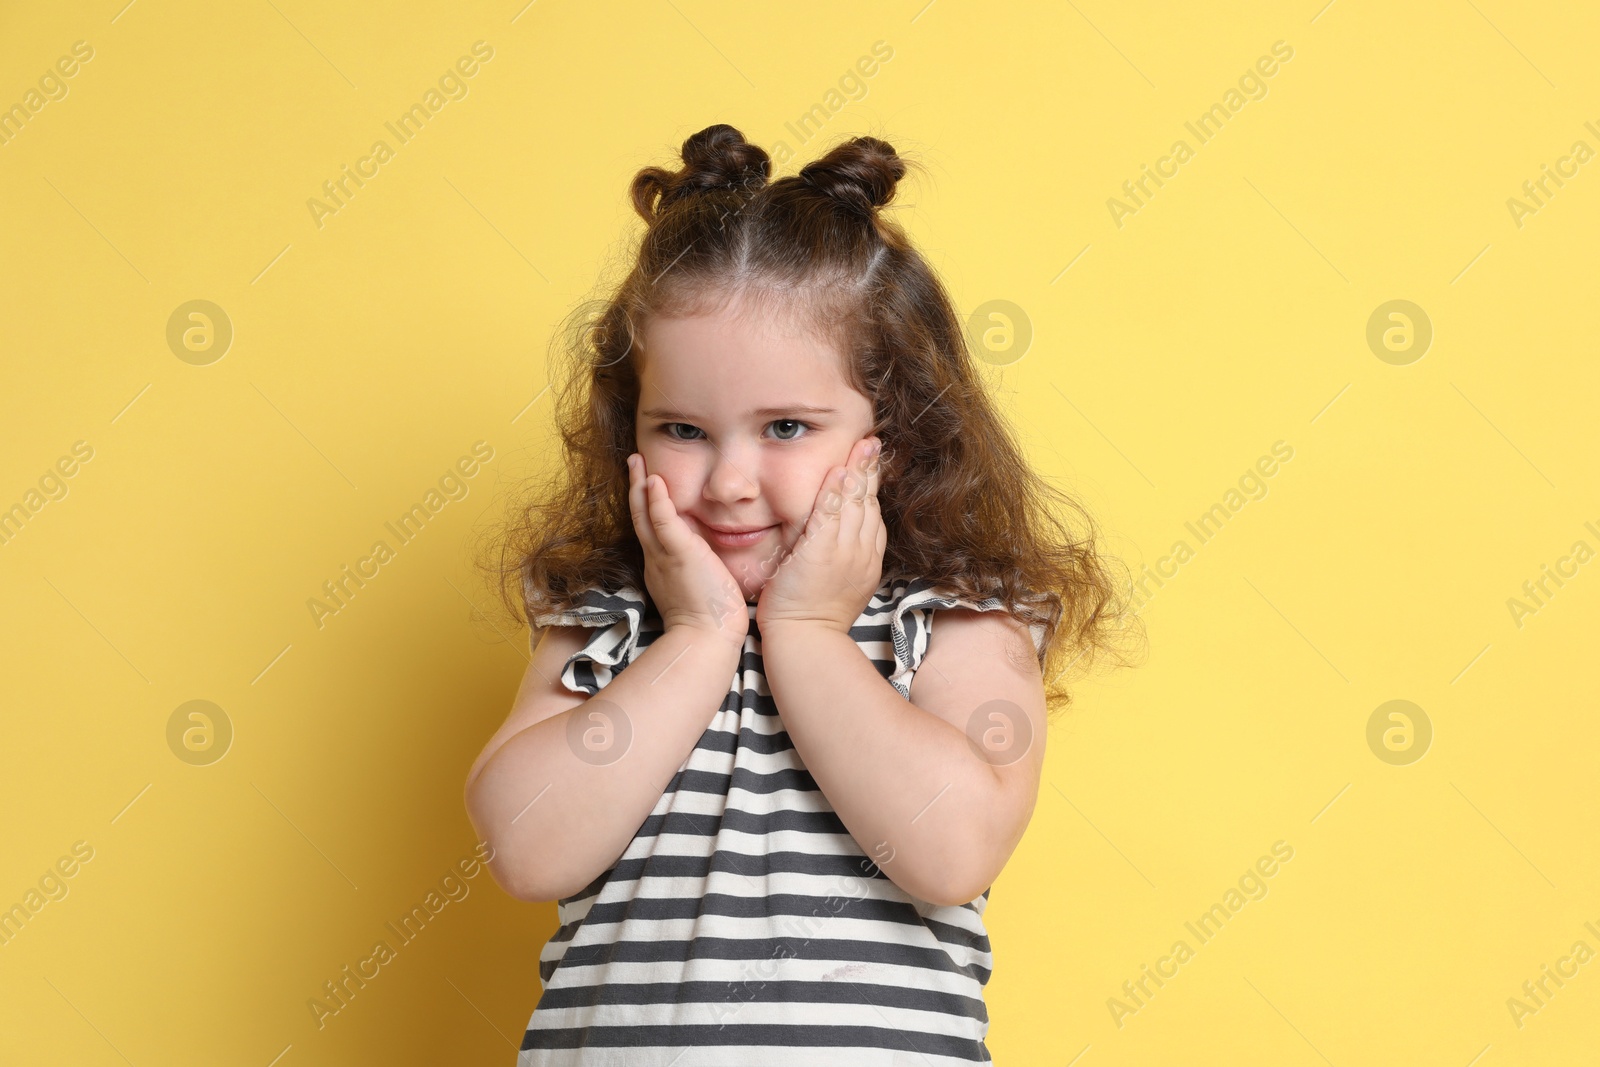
[{"x1": 634, "y1": 293, "x2": 877, "y2": 602}]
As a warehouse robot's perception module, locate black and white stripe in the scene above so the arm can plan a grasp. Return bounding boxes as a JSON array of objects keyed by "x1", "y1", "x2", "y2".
[{"x1": 519, "y1": 577, "x2": 1032, "y2": 1065}]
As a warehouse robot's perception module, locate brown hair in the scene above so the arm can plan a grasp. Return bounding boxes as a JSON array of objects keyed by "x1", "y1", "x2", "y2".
[{"x1": 480, "y1": 123, "x2": 1142, "y2": 717}]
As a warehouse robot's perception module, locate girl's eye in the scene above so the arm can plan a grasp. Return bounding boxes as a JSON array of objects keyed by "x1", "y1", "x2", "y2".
[
  {"x1": 770, "y1": 419, "x2": 806, "y2": 441},
  {"x1": 658, "y1": 421, "x2": 810, "y2": 442}
]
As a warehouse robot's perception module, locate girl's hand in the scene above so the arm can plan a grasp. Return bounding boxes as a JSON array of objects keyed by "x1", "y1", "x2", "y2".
[
  {"x1": 627, "y1": 453, "x2": 749, "y2": 650},
  {"x1": 756, "y1": 436, "x2": 885, "y2": 635}
]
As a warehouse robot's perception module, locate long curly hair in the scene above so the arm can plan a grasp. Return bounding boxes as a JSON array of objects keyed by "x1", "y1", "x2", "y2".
[{"x1": 479, "y1": 123, "x2": 1143, "y2": 717}]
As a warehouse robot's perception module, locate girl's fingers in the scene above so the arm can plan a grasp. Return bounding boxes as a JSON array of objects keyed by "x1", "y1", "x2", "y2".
[
  {"x1": 832, "y1": 439, "x2": 880, "y2": 554},
  {"x1": 644, "y1": 473, "x2": 694, "y2": 555},
  {"x1": 836, "y1": 468, "x2": 860, "y2": 544},
  {"x1": 834, "y1": 465, "x2": 861, "y2": 550},
  {"x1": 629, "y1": 455, "x2": 705, "y2": 560},
  {"x1": 627, "y1": 455, "x2": 664, "y2": 557},
  {"x1": 862, "y1": 442, "x2": 882, "y2": 547},
  {"x1": 824, "y1": 466, "x2": 849, "y2": 522},
  {"x1": 838, "y1": 444, "x2": 876, "y2": 541},
  {"x1": 802, "y1": 470, "x2": 838, "y2": 544}
]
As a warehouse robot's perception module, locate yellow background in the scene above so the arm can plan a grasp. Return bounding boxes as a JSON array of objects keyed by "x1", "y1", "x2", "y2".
[{"x1": 3, "y1": 0, "x2": 1597, "y2": 1063}]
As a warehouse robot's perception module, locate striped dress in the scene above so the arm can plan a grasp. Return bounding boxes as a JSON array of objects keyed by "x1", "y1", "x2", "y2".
[{"x1": 519, "y1": 576, "x2": 1046, "y2": 1066}]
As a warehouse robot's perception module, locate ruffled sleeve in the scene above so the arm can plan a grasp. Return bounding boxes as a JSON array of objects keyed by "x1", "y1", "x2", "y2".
[
  {"x1": 528, "y1": 585, "x2": 650, "y2": 697},
  {"x1": 877, "y1": 577, "x2": 1049, "y2": 700}
]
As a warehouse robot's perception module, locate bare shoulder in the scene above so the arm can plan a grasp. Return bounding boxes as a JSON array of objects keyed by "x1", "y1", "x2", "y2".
[
  {"x1": 907, "y1": 607, "x2": 1047, "y2": 769},
  {"x1": 917, "y1": 608, "x2": 1043, "y2": 688}
]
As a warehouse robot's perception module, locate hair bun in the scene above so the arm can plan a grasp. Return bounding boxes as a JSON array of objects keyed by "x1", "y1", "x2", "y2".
[
  {"x1": 631, "y1": 124, "x2": 770, "y2": 222},
  {"x1": 798, "y1": 136, "x2": 906, "y2": 217}
]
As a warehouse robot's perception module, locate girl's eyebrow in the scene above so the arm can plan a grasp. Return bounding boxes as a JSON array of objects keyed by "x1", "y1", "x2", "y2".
[{"x1": 640, "y1": 404, "x2": 840, "y2": 420}]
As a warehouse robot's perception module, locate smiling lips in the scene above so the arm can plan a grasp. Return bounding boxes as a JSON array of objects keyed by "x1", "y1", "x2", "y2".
[{"x1": 699, "y1": 521, "x2": 777, "y2": 548}]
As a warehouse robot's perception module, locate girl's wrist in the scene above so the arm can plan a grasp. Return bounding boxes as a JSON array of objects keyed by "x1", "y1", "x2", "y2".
[
  {"x1": 664, "y1": 617, "x2": 748, "y2": 656},
  {"x1": 757, "y1": 617, "x2": 851, "y2": 640}
]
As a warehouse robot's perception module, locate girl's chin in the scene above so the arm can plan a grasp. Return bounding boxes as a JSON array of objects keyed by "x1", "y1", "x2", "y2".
[
  {"x1": 712, "y1": 529, "x2": 793, "y2": 595},
  {"x1": 726, "y1": 561, "x2": 778, "y2": 603}
]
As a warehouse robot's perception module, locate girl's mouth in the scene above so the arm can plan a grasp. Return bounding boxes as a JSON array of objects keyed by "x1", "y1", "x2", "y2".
[{"x1": 702, "y1": 524, "x2": 777, "y2": 548}]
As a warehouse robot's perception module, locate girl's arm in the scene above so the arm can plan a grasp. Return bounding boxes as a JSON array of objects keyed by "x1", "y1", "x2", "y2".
[
  {"x1": 761, "y1": 607, "x2": 1048, "y2": 907},
  {"x1": 464, "y1": 622, "x2": 743, "y2": 902}
]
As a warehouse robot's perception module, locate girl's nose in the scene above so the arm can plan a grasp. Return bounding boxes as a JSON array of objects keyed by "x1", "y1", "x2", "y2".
[{"x1": 703, "y1": 447, "x2": 759, "y2": 503}]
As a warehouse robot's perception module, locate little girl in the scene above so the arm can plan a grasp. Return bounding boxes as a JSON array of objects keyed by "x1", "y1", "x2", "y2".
[{"x1": 466, "y1": 123, "x2": 1128, "y2": 1065}]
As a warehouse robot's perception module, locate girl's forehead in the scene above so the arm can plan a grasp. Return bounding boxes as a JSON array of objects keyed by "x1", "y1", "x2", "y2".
[
  {"x1": 644, "y1": 297, "x2": 835, "y2": 349},
  {"x1": 636, "y1": 324, "x2": 870, "y2": 422},
  {"x1": 641, "y1": 311, "x2": 848, "y2": 383}
]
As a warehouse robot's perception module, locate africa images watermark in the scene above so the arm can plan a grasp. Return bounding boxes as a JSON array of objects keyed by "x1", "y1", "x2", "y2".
[
  {"x1": 0, "y1": 440, "x2": 95, "y2": 548},
  {"x1": 708, "y1": 854, "x2": 892, "y2": 1028},
  {"x1": 0, "y1": 840, "x2": 97, "y2": 949},
  {"x1": 306, "y1": 841, "x2": 495, "y2": 1030},
  {"x1": 1504, "y1": 916, "x2": 1600, "y2": 1030},
  {"x1": 1108, "y1": 839, "x2": 1295, "y2": 1028},
  {"x1": 1504, "y1": 518, "x2": 1600, "y2": 630},
  {"x1": 765, "y1": 40, "x2": 895, "y2": 166},
  {"x1": 0, "y1": 40, "x2": 95, "y2": 148},
  {"x1": 1124, "y1": 440, "x2": 1296, "y2": 614},
  {"x1": 306, "y1": 441, "x2": 495, "y2": 629},
  {"x1": 1107, "y1": 39, "x2": 1295, "y2": 229},
  {"x1": 1505, "y1": 120, "x2": 1600, "y2": 230},
  {"x1": 306, "y1": 41, "x2": 495, "y2": 230}
]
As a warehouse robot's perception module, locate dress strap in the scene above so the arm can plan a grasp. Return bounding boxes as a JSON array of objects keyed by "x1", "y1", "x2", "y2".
[
  {"x1": 529, "y1": 586, "x2": 649, "y2": 697},
  {"x1": 875, "y1": 577, "x2": 1049, "y2": 699}
]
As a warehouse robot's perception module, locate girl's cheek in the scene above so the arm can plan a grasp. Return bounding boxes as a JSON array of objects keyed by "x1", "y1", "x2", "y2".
[
  {"x1": 641, "y1": 453, "x2": 683, "y2": 502},
  {"x1": 663, "y1": 478, "x2": 687, "y2": 508}
]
